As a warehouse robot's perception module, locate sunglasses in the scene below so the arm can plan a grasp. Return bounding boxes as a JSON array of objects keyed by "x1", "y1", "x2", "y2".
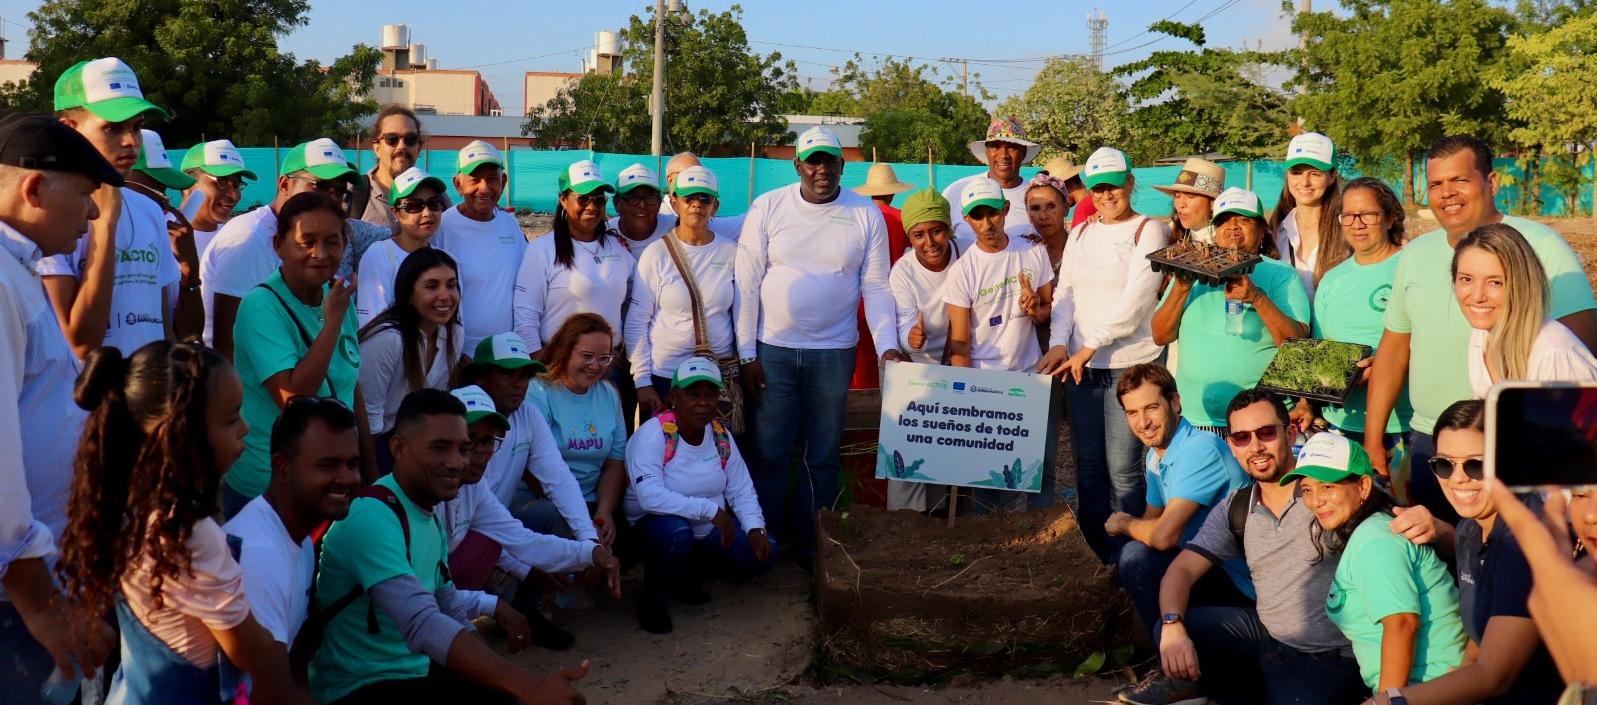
[
  {"x1": 618, "y1": 191, "x2": 663, "y2": 206},
  {"x1": 678, "y1": 193, "x2": 715, "y2": 207},
  {"x1": 202, "y1": 173, "x2": 246, "y2": 193},
  {"x1": 290, "y1": 174, "x2": 350, "y2": 197},
  {"x1": 1427, "y1": 456, "x2": 1485, "y2": 481},
  {"x1": 577, "y1": 351, "x2": 616, "y2": 367},
  {"x1": 380, "y1": 132, "x2": 421, "y2": 147},
  {"x1": 396, "y1": 195, "x2": 448, "y2": 214},
  {"x1": 1227, "y1": 424, "x2": 1282, "y2": 446},
  {"x1": 572, "y1": 193, "x2": 608, "y2": 209}
]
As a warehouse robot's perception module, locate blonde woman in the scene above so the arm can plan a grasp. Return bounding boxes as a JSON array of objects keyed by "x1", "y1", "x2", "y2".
[{"x1": 1454, "y1": 223, "x2": 1597, "y2": 396}]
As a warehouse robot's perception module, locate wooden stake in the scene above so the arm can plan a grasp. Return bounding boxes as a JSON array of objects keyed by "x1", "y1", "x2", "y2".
[
  {"x1": 927, "y1": 144, "x2": 936, "y2": 191},
  {"x1": 748, "y1": 140, "x2": 757, "y2": 207},
  {"x1": 946, "y1": 486, "x2": 958, "y2": 528}
]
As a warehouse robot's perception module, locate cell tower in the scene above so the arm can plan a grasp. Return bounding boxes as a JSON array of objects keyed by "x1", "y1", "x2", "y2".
[{"x1": 1088, "y1": 9, "x2": 1109, "y2": 72}]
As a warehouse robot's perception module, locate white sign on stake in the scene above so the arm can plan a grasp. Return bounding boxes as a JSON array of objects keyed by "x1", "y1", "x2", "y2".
[{"x1": 875, "y1": 362, "x2": 1056, "y2": 493}]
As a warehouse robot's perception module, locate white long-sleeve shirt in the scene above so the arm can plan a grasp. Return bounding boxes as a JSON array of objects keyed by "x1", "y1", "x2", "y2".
[
  {"x1": 1048, "y1": 216, "x2": 1170, "y2": 368},
  {"x1": 356, "y1": 323, "x2": 463, "y2": 434},
  {"x1": 623, "y1": 417, "x2": 765, "y2": 538},
  {"x1": 441, "y1": 481, "x2": 594, "y2": 580},
  {"x1": 734, "y1": 184, "x2": 896, "y2": 358},
  {"x1": 624, "y1": 234, "x2": 738, "y2": 386},
  {"x1": 888, "y1": 250, "x2": 959, "y2": 365},
  {"x1": 512, "y1": 232, "x2": 635, "y2": 351},
  {"x1": 435, "y1": 207, "x2": 526, "y2": 351},
  {"x1": 480, "y1": 401, "x2": 599, "y2": 543},
  {"x1": 355, "y1": 240, "x2": 441, "y2": 327}
]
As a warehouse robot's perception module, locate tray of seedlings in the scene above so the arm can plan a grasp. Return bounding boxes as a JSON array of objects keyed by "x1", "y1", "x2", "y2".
[
  {"x1": 1147, "y1": 239, "x2": 1263, "y2": 286},
  {"x1": 1255, "y1": 338, "x2": 1373, "y2": 406}
]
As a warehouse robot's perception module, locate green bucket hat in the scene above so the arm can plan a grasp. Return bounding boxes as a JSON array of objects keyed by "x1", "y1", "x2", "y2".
[
  {"x1": 389, "y1": 166, "x2": 447, "y2": 202},
  {"x1": 558, "y1": 160, "x2": 613, "y2": 195},
  {"x1": 901, "y1": 188, "x2": 952, "y2": 232},
  {"x1": 180, "y1": 139, "x2": 257, "y2": 181},
  {"x1": 280, "y1": 138, "x2": 357, "y2": 181},
  {"x1": 133, "y1": 130, "x2": 194, "y2": 191},
  {"x1": 53, "y1": 58, "x2": 170, "y2": 123},
  {"x1": 1280, "y1": 432, "x2": 1375, "y2": 485}
]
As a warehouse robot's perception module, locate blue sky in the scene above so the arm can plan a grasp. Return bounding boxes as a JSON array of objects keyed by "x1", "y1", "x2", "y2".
[{"x1": 0, "y1": 0, "x2": 1301, "y2": 112}]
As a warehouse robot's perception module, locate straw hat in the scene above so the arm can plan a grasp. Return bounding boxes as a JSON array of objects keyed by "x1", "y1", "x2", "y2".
[
  {"x1": 1152, "y1": 157, "x2": 1226, "y2": 199},
  {"x1": 853, "y1": 163, "x2": 916, "y2": 197},
  {"x1": 968, "y1": 116, "x2": 1042, "y2": 165},
  {"x1": 1041, "y1": 156, "x2": 1081, "y2": 182}
]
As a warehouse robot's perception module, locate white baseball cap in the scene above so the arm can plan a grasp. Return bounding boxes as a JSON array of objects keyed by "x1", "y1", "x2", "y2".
[
  {"x1": 672, "y1": 356, "x2": 724, "y2": 390},
  {"x1": 672, "y1": 165, "x2": 719, "y2": 199},
  {"x1": 960, "y1": 177, "x2": 1007, "y2": 216},
  {"x1": 559, "y1": 159, "x2": 612, "y2": 195},
  {"x1": 181, "y1": 139, "x2": 256, "y2": 180},
  {"x1": 390, "y1": 166, "x2": 447, "y2": 202},
  {"x1": 1213, "y1": 187, "x2": 1264, "y2": 220},
  {"x1": 1082, "y1": 147, "x2": 1131, "y2": 189},
  {"x1": 133, "y1": 130, "x2": 194, "y2": 191},
  {"x1": 1283, "y1": 132, "x2": 1336, "y2": 172},
  {"x1": 615, "y1": 163, "x2": 661, "y2": 195},
  {"x1": 796, "y1": 126, "x2": 843, "y2": 161},
  {"x1": 451, "y1": 385, "x2": 510, "y2": 430},
  {"x1": 53, "y1": 57, "x2": 169, "y2": 122},
  {"x1": 457, "y1": 140, "x2": 505, "y2": 176}
]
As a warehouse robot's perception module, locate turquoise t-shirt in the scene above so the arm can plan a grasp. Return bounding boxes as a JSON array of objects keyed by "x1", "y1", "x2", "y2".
[
  {"x1": 1327, "y1": 514, "x2": 1466, "y2": 691},
  {"x1": 1385, "y1": 215, "x2": 1595, "y2": 433},
  {"x1": 1145, "y1": 420, "x2": 1256, "y2": 597},
  {"x1": 308, "y1": 475, "x2": 451, "y2": 703},
  {"x1": 1170, "y1": 258, "x2": 1312, "y2": 427},
  {"x1": 526, "y1": 379, "x2": 627, "y2": 502},
  {"x1": 1312, "y1": 255, "x2": 1410, "y2": 434},
  {"x1": 229, "y1": 270, "x2": 361, "y2": 498}
]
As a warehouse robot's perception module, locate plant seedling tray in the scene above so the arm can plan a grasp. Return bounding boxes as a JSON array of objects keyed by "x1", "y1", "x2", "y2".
[
  {"x1": 1255, "y1": 338, "x2": 1373, "y2": 406},
  {"x1": 1147, "y1": 241, "x2": 1263, "y2": 286}
]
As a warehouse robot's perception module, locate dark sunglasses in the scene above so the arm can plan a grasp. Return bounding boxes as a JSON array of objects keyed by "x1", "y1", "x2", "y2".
[
  {"x1": 618, "y1": 190, "x2": 662, "y2": 205},
  {"x1": 572, "y1": 193, "x2": 608, "y2": 209},
  {"x1": 678, "y1": 193, "x2": 715, "y2": 206},
  {"x1": 396, "y1": 195, "x2": 448, "y2": 214},
  {"x1": 290, "y1": 174, "x2": 349, "y2": 196},
  {"x1": 1427, "y1": 456, "x2": 1485, "y2": 481},
  {"x1": 380, "y1": 132, "x2": 421, "y2": 147},
  {"x1": 1227, "y1": 424, "x2": 1282, "y2": 446}
]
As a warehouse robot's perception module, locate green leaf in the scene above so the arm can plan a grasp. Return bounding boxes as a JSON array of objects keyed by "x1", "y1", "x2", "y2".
[{"x1": 1072, "y1": 650, "x2": 1108, "y2": 678}]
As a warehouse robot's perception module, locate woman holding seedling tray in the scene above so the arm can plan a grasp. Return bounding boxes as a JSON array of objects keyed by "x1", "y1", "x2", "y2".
[{"x1": 1152, "y1": 188, "x2": 1311, "y2": 432}]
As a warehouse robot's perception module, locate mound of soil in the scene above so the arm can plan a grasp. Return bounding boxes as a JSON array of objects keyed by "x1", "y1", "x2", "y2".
[{"x1": 816, "y1": 505, "x2": 1134, "y2": 683}]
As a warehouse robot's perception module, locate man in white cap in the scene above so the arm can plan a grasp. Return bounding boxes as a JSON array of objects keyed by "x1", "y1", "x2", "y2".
[
  {"x1": 736, "y1": 125, "x2": 902, "y2": 568},
  {"x1": 180, "y1": 138, "x2": 256, "y2": 258},
  {"x1": 125, "y1": 129, "x2": 206, "y2": 341},
  {"x1": 609, "y1": 162, "x2": 674, "y2": 252},
  {"x1": 434, "y1": 140, "x2": 527, "y2": 351},
  {"x1": 45, "y1": 57, "x2": 182, "y2": 358},
  {"x1": 942, "y1": 116, "x2": 1041, "y2": 251}
]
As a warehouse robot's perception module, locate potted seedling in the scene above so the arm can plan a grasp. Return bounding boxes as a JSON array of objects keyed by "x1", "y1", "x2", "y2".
[
  {"x1": 1255, "y1": 338, "x2": 1373, "y2": 405},
  {"x1": 1147, "y1": 235, "x2": 1263, "y2": 286}
]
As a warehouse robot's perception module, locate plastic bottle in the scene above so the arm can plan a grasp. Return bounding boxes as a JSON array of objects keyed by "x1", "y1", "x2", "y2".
[{"x1": 1224, "y1": 299, "x2": 1246, "y2": 336}]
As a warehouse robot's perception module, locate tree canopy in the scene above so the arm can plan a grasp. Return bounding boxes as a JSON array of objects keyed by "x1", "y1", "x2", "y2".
[
  {"x1": 1492, "y1": 11, "x2": 1597, "y2": 217},
  {"x1": 996, "y1": 57, "x2": 1137, "y2": 164},
  {"x1": 804, "y1": 57, "x2": 987, "y2": 165}
]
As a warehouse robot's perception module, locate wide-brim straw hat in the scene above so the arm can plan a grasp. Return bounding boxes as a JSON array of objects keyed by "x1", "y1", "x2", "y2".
[
  {"x1": 968, "y1": 116, "x2": 1042, "y2": 165},
  {"x1": 1152, "y1": 157, "x2": 1226, "y2": 199},
  {"x1": 1041, "y1": 156, "x2": 1081, "y2": 182},
  {"x1": 854, "y1": 163, "x2": 916, "y2": 197}
]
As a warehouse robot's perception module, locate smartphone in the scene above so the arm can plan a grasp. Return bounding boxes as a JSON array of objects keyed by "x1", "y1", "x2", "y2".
[
  {"x1": 1485, "y1": 381, "x2": 1597, "y2": 489},
  {"x1": 180, "y1": 190, "x2": 207, "y2": 221}
]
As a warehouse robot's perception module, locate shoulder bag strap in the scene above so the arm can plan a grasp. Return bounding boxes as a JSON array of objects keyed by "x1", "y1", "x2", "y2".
[
  {"x1": 257, "y1": 282, "x2": 333, "y2": 398},
  {"x1": 662, "y1": 231, "x2": 715, "y2": 358}
]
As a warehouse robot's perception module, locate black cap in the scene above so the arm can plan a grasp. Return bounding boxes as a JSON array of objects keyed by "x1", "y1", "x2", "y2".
[{"x1": 0, "y1": 112, "x2": 124, "y2": 187}]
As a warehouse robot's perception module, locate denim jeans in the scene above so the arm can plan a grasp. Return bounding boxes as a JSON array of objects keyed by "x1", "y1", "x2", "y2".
[
  {"x1": 510, "y1": 489, "x2": 580, "y2": 540},
  {"x1": 634, "y1": 514, "x2": 775, "y2": 604},
  {"x1": 1068, "y1": 366, "x2": 1148, "y2": 563},
  {"x1": 0, "y1": 601, "x2": 56, "y2": 705},
  {"x1": 1117, "y1": 541, "x2": 1252, "y2": 641},
  {"x1": 746, "y1": 342, "x2": 854, "y2": 566},
  {"x1": 1159, "y1": 606, "x2": 1366, "y2": 705}
]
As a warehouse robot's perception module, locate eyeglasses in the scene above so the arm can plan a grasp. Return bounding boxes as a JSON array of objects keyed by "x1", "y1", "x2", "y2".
[
  {"x1": 202, "y1": 173, "x2": 246, "y2": 193},
  {"x1": 678, "y1": 193, "x2": 715, "y2": 207},
  {"x1": 577, "y1": 351, "x2": 616, "y2": 367},
  {"x1": 1227, "y1": 424, "x2": 1282, "y2": 446},
  {"x1": 572, "y1": 193, "x2": 607, "y2": 209},
  {"x1": 1337, "y1": 211, "x2": 1385, "y2": 226},
  {"x1": 1427, "y1": 456, "x2": 1485, "y2": 481},
  {"x1": 395, "y1": 196, "x2": 448, "y2": 214},
  {"x1": 380, "y1": 132, "x2": 421, "y2": 147},
  {"x1": 469, "y1": 434, "x2": 506, "y2": 453}
]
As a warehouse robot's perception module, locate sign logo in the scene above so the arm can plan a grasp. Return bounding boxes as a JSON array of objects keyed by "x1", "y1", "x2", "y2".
[
  {"x1": 951, "y1": 381, "x2": 966, "y2": 394},
  {"x1": 1007, "y1": 387, "x2": 1027, "y2": 398}
]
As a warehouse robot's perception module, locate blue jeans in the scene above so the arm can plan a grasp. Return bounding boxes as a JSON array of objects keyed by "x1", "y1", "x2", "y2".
[
  {"x1": 634, "y1": 514, "x2": 775, "y2": 604},
  {"x1": 1068, "y1": 367, "x2": 1148, "y2": 563},
  {"x1": 0, "y1": 601, "x2": 56, "y2": 705},
  {"x1": 1117, "y1": 541, "x2": 1251, "y2": 642},
  {"x1": 510, "y1": 489, "x2": 580, "y2": 540},
  {"x1": 1159, "y1": 606, "x2": 1366, "y2": 705},
  {"x1": 746, "y1": 342, "x2": 854, "y2": 566}
]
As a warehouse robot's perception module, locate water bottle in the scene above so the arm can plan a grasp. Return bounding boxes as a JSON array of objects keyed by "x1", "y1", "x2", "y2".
[
  {"x1": 39, "y1": 660, "x2": 81, "y2": 705},
  {"x1": 1224, "y1": 299, "x2": 1247, "y2": 336}
]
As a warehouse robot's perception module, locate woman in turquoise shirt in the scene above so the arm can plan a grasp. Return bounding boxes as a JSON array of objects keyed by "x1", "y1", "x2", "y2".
[
  {"x1": 226, "y1": 192, "x2": 371, "y2": 518},
  {"x1": 1286, "y1": 432, "x2": 1465, "y2": 694}
]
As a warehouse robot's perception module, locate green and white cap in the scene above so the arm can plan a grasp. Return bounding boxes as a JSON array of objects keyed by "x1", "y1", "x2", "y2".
[
  {"x1": 472, "y1": 332, "x2": 544, "y2": 371},
  {"x1": 180, "y1": 139, "x2": 256, "y2": 180},
  {"x1": 672, "y1": 165, "x2": 719, "y2": 198},
  {"x1": 133, "y1": 130, "x2": 194, "y2": 191},
  {"x1": 795, "y1": 126, "x2": 843, "y2": 161},
  {"x1": 451, "y1": 385, "x2": 510, "y2": 430},
  {"x1": 1213, "y1": 187, "x2": 1263, "y2": 220},
  {"x1": 558, "y1": 159, "x2": 613, "y2": 195},
  {"x1": 1283, "y1": 132, "x2": 1335, "y2": 172},
  {"x1": 280, "y1": 138, "x2": 356, "y2": 181},
  {"x1": 1280, "y1": 432, "x2": 1374, "y2": 485},
  {"x1": 615, "y1": 163, "x2": 661, "y2": 195},
  {"x1": 390, "y1": 166, "x2": 447, "y2": 201},
  {"x1": 457, "y1": 140, "x2": 504, "y2": 176},
  {"x1": 53, "y1": 58, "x2": 170, "y2": 122},
  {"x1": 1082, "y1": 147, "x2": 1131, "y2": 189},
  {"x1": 673, "y1": 356, "x2": 724, "y2": 390},
  {"x1": 959, "y1": 177, "x2": 1007, "y2": 216}
]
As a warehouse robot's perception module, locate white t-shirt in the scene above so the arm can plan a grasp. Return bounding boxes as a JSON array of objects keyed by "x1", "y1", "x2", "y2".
[
  {"x1": 35, "y1": 188, "x2": 179, "y2": 352},
  {"x1": 355, "y1": 240, "x2": 441, "y2": 327},
  {"x1": 942, "y1": 173, "x2": 1033, "y2": 253},
  {"x1": 193, "y1": 227, "x2": 219, "y2": 266},
  {"x1": 512, "y1": 232, "x2": 635, "y2": 350},
  {"x1": 1468, "y1": 319, "x2": 1597, "y2": 397},
  {"x1": 480, "y1": 400, "x2": 599, "y2": 542},
  {"x1": 357, "y1": 323, "x2": 464, "y2": 434},
  {"x1": 607, "y1": 214, "x2": 676, "y2": 256},
  {"x1": 943, "y1": 236, "x2": 1053, "y2": 371},
  {"x1": 623, "y1": 417, "x2": 765, "y2": 538},
  {"x1": 888, "y1": 249, "x2": 959, "y2": 365},
  {"x1": 1273, "y1": 208, "x2": 1320, "y2": 301},
  {"x1": 436, "y1": 207, "x2": 526, "y2": 350},
  {"x1": 734, "y1": 184, "x2": 896, "y2": 358},
  {"x1": 222, "y1": 496, "x2": 314, "y2": 646},
  {"x1": 199, "y1": 206, "x2": 277, "y2": 346},
  {"x1": 1049, "y1": 216, "x2": 1169, "y2": 368},
  {"x1": 624, "y1": 234, "x2": 738, "y2": 385}
]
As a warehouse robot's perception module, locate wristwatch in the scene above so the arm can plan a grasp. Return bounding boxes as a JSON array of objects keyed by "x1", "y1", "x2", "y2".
[
  {"x1": 739, "y1": 357, "x2": 758, "y2": 366},
  {"x1": 1160, "y1": 612, "x2": 1183, "y2": 625},
  {"x1": 748, "y1": 528, "x2": 767, "y2": 536},
  {"x1": 1385, "y1": 687, "x2": 1408, "y2": 705}
]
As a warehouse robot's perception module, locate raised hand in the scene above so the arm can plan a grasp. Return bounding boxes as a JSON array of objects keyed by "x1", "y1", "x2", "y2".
[
  {"x1": 907, "y1": 311, "x2": 927, "y2": 351},
  {"x1": 1017, "y1": 271, "x2": 1039, "y2": 317},
  {"x1": 323, "y1": 275, "x2": 356, "y2": 328}
]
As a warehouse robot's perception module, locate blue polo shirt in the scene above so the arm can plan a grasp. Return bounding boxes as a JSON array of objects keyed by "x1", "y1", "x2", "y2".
[
  {"x1": 1455, "y1": 512, "x2": 1562, "y2": 705},
  {"x1": 1146, "y1": 419, "x2": 1256, "y2": 596}
]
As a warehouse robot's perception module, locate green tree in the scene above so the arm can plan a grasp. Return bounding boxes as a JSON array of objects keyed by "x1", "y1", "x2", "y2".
[
  {"x1": 805, "y1": 57, "x2": 986, "y2": 164},
  {"x1": 1114, "y1": 21, "x2": 1293, "y2": 162},
  {"x1": 1492, "y1": 12, "x2": 1597, "y2": 220},
  {"x1": 6, "y1": 0, "x2": 380, "y2": 145},
  {"x1": 524, "y1": 3, "x2": 798, "y2": 155},
  {"x1": 1291, "y1": 0, "x2": 1514, "y2": 204},
  {"x1": 996, "y1": 56, "x2": 1138, "y2": 163}
]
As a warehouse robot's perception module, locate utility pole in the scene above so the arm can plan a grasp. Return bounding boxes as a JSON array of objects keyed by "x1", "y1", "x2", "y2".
[
  {"x1": 939, "y1": 57, "x2": 970, "y2": 97},
  {"x1": 650, "y1": 0, "x2": 676, "y2": 157},
  {"x1": 1088, "y1": 9, "x2": 1109, "y2": 73}
]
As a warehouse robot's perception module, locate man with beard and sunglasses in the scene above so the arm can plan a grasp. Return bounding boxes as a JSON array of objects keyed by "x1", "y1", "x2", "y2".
[
  {"x1": 353, "y1": 106, "x2": 449, "y2": 228},
  {"x1": 1121, "y1": 389, "x2": 1444, "y2": 705}
]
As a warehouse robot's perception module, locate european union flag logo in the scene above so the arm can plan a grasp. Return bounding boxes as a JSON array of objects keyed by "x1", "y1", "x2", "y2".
[
  {"x1": 953, "y1": 382, "x2": 966, "y2": 392},
  {"x1": 108, "y1": 82, "x2": 122, "y2": 89}
]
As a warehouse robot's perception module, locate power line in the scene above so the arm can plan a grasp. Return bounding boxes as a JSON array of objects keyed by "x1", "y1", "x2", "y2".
[{"x1": 458, "y1": 45, "x2": 596, "y2": 70}]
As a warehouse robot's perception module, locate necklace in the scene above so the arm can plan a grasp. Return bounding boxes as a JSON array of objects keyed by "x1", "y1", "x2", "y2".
[{"x1": 574, "y1": 237, "x2": 602, "y2": 264}]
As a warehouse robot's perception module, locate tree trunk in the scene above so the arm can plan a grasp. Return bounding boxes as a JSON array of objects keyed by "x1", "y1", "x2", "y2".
[{"x1": 1403, "y1": 151, "x2": 1416, "y2": 207}]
